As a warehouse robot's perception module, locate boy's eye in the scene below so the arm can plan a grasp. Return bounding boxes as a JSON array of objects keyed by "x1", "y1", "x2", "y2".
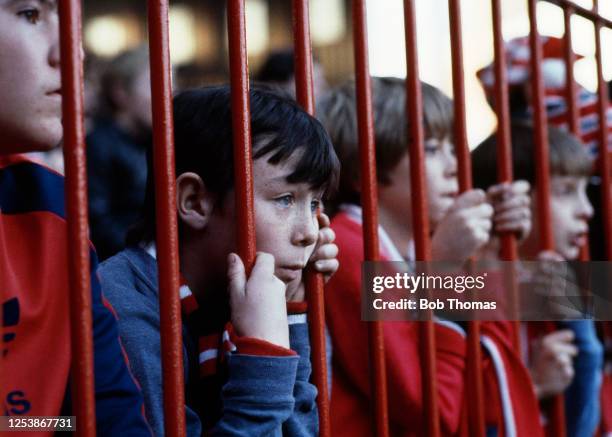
[
  {"x1": 274, "y1": 194, "x2": 295, "y2": 207},
  {"x1": 557, "y1": 183, "x2": 576, "y2": 196},
  {"x1": 424, "y1": 140, "x2": 441, "y2": 155},
  {"x1": 310, "y1": 199, "x2": 321, "y2": 213},
  {"x1": 18, "y1": 8, "x2": 41, "y2": 24}
]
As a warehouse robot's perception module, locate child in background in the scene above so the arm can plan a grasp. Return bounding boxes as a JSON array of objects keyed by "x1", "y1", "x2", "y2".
[
  {"x1": 473, "y1": 122, "x2": 604, "y2": 437},
  {"x1": 317, "y1": 77, "x2": 539, "y2": 436},
  {"x1": 0, "y1": 0, "x2": 151, "y2": 433},
  {"x1": 99, "y1": 85, "x2": 340, "y2": 436}
]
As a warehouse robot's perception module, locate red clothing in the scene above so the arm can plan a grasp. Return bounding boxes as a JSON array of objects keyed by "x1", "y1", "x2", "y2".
[
  {"x1": 326, "y1": 210, "x2": 544, "y2": 436},
  {"x1": 1, "y1": 154, "x2": 151, "y2": 435},
  {"x1": 326, "y1": 212, "x2": 466, "y2": 436}
]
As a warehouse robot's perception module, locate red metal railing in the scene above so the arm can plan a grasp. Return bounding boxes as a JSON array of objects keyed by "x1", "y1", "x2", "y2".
[
  {"x1": 403, "y1": 1, "x2": 441, "y2": 436},
  {"x1": 228, "y1": 0, "x2": 257, "y2": 271},
  {"x1": 592, "y1": 0, "x2": 612, "y2": 262},
  {"x1": 58, "y1": 1, "x2": 97, "y2": 435},
  {"x1": 352, "y1": 1, "x2": 390, "y2": 436},
  {"x1": 53, "y1": 0, "x2": 612, "y2": 435},
  {"x1": 526, "y1": 1, "x2": 566, "y2": 435},
  {"x1": 291, "y1": 1, "x2": 332, "y2": 436},
  {"x1": 447, "y1": 2, "x2": 486, "y2": 436},
  {"x1": 147, "y1": 1, "x2": 186, "y2": 436}
]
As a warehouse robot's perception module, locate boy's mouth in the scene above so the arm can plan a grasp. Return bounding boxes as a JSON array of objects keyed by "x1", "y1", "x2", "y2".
[{"x1": 276, "y1": 265, "x2": 304, "y2": 283}]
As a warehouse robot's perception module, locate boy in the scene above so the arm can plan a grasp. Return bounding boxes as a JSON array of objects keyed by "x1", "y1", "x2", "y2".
[
  {"x1": 98, "y1": 85, "x2": 341, "y2": 435},
  {"x1": 87, "y1": 46, "x2": 152, "y2": 260},
  {"x1": 473, "y1": 122, "x2": 604, "y2": 437},
  {"x1": 0, "y1": 0, "x2": 151, "y2": 434},
  {"x1": 318, "y1": 77, "x2": 539, "y2": 436}
]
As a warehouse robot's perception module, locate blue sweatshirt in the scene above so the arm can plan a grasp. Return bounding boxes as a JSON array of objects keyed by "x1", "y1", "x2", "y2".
[{"x1": 99, "y1": 247, "x2": 319, "y2": 436}]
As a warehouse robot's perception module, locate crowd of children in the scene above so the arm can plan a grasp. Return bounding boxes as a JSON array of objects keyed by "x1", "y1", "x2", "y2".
[{"x1": 0, "y1": 1, "x2": 610, "y2": 436}]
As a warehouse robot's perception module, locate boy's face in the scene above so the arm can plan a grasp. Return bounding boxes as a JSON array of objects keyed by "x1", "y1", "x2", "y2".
[
  {"x1": 251, "y1": 150, "x2": 320, "y2": 287},
  {"x1": 377, "y1": 137, "x2": 458, "y2": 231},
  {"x1": 0, "y1": 0, "x2": 62, "y2": 154},
  {"x1": 424, "y1": 137, "x2": 459, "y2": 226},
  {"x1": 545, "y1": 175, "x2": 593, "y2": 260}
]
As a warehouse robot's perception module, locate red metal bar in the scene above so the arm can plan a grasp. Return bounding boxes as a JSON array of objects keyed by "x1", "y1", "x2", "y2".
[
  {"x1": 546, "y1": 0, "x2": 612, "y2": 29},
  {"x1": 352, "y1": 1, "x2": 390, "y2": 436},
  {"x1": 593, "y1": 0, "x2": 612, "y2": 261},
  {"x1": 490, "y1": 0, "x2": 521, "y2": 356},
  {"x1": 562, "y1": 5, "x2": 591, "y2": 262},
  {"x1": 147, "y1": 2, "x2": 186, "y2": 436},
  {"x1": 562, "y1": 5, "x2": 580, "y2": 137},
  {"x1": 227, "y1": 0, "x2": 257, "y2": 270},
  {"x1": 403, "y1": 1, "x2": 440, "y2": 436},
  {"x1": 292, "y1": 0, "x2": 315, "y2": 114},
  {"x1": 447, "y1": 2, "x2": 485, "y2": 436},
  {"x1": 527, "y1": 2, "x2": 566, "y2": 436},
  {"x1": 291, "y1": 2, "x2": 331, "y2": 436},
  {"x1": 58, "y1": 2, "x2": 97, "y2": 435}
]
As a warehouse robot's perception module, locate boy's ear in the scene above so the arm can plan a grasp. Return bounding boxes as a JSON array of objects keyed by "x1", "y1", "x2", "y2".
[{"x1": 176, "y1": 172, "x2": 215, "y2": 231}]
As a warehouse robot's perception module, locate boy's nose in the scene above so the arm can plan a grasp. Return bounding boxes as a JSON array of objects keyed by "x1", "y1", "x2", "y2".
[
  {"x1": 445, "y1": 147, "x2": 457, "y2": 177},
  {"x1": 577, "y1": 193, "x2": 594, "y2": 221},
  {"x1": 48, "y1": 15, "x2": 61, "y2": 68},
  {"x1": 292, "y1": 215, "x2": 318, "y2": 247}
]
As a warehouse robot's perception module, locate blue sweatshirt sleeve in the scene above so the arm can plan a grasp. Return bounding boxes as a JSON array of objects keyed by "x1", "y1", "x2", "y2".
[
  {"x1": 90, "y1": 254, "x2": 153, "y2": 436},
  {"x1": 282, "y1": 322, "x2": 319, "y2": 437},
  {"x1": 211, "y1": 354, "x2": 299, "y2": 436},
  {"x1": 98, "y1": 255, "x2": 202, "y2": 437}
]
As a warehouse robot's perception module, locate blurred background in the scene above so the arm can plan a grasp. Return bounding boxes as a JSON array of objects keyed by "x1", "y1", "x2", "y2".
[{"x1": 82, "y1": 0, "x2": 612, "y2": 147}]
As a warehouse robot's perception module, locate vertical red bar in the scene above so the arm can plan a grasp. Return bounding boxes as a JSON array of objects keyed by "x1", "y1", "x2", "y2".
[
  {"x1": 227, "y1": 0, "x2": 257, "y2": 270},
  {"x1": 403, "y1": 1, "x2": 440, "y2": 436},
  {"x1": 563, "y1": 5, "x2": 580, "y2": 138},
  {"x1": 292, "y1": 0, "x2": 315, "y2": 114},
  {"x1": 352, "y1": 2, "x2": 390, "y2": 436},
  {"x1": 58, "y1": 1, "x2": 97, "y2": 435},
  {"x1": 490, "y1": 0, "x2": 521, "y2": 355},
  {"x1": 291, "y1": 2, "x2": 331, "y2": 436},
  {"x1": 527, "y1": 1, "x2": 566, "y2": 436},
  {"x1": 593, "y1": 0, "x2": 612, "y2": 261},
  {"x1": 147, "y1": 2, "x2": 186, "y2": 436},
  {"x1": 563, "y1": 6, "x2": 590, "y2": 264},
  {"x1": 447, "y1": 2, "x2": 485, "y2": 436},
  {"x1": 527, "y1": 0, "x2": 554, "y2": 251}
]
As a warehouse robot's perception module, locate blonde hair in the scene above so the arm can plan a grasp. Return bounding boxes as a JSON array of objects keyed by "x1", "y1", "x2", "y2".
[
  {"x1": 317, "y1": 77, "x2": 453, "y2": 207},
  {"x1": 472, "y1": 121, "x2": 593, "y2": 190}
]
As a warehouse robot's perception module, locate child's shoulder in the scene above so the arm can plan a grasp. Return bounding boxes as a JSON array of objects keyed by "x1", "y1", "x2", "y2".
[
  {"x1": 0, "y1": 153, "x2": 65, "y2": 219},
  {"x1": 99, "y1": 247, "x2": 160, "y2": 313}
]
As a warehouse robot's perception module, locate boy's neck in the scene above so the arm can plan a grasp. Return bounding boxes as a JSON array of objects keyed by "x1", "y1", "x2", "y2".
[
  {"x1": 377, "y1": 205, "x2": 413, "y2": 259},
  {"x1": 179, "y1": 240, "x2": 230, "y2": 319}
]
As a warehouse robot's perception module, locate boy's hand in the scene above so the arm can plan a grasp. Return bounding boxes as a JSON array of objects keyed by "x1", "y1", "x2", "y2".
[
  {"x1": 488, "y1": 181, "x2": 532, "y2": 241},
  {"x1": 522, "y1": 251, "x2": 584, "y2": 319},
  {"x1": 286, "y1": 213, "x2": 339, "y2": 302},
  {"x1": 529, "y1": 329, "x2": 578, "y2": 399},
  {"x1": 431, "y1": 190, "x2": 493, "y2": 262},
  {"x1": 227, "y1": 252, "x2": 290, "y2": 349},
  {"x1": 310, "y1": 213, "x2": 339, "y2": 282}
]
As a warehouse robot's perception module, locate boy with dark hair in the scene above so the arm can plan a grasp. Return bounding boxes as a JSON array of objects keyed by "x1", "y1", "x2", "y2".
[
  {"x1": 99, "y1": 85, "x2": 341, "y2": 436},
  {"x1": 318, "y1": 77, "x2": 539, "y2": 436},
  {"x1": 473, "y1": 122, "x2": 604, "y2": 437},
  {"x1": 0, "y1": 0, "x2": 151, "y2": 433}
]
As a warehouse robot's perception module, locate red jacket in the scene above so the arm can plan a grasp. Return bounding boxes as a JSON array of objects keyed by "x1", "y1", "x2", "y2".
[{"x1": 326, "y1": 209, "x2": 544, "y2": 436}]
